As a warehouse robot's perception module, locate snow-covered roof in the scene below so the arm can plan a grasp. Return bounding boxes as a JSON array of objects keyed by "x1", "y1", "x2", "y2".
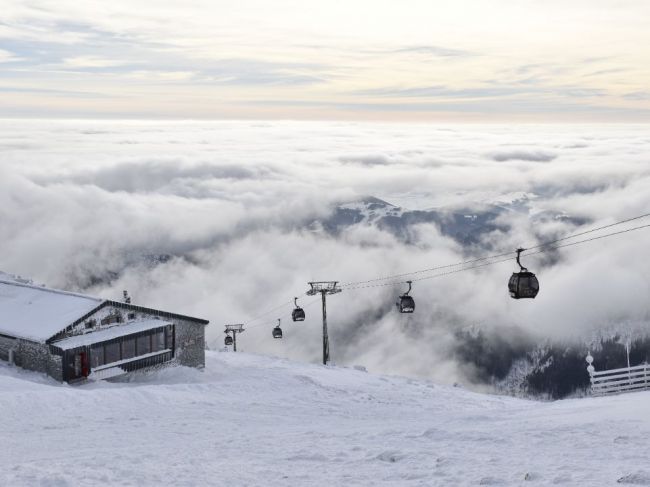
[
  {"x1": 0, "y1": 271, "x2": 35, "y2": 285},
  {"x1": 0, "y1": 280, "x2": 103, "y2": 343},
  {"x1": 51, "y1": 319, "x2": 171, "y2": 350}
]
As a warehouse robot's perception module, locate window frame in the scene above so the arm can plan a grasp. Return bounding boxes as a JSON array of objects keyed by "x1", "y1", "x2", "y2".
[{"x1": 87, "y1": 325, "x2": 175, "y2": 371}]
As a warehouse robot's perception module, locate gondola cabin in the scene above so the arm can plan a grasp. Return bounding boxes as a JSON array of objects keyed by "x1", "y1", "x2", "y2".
[
  {"x1": 292, "y1": 307, "x2": 305, "y2": 322},
  {"x1": 398, "y1": 295, "x2": 415, "y2": 313},
  {"x1": 292, "y1": 297, "x2": 305, "y2": 322},
  {"x1": 508, "y1": 271, "x2": 539, "y2": 299},
  {"x1": 272, "y1": 326, "x2": 283, "y2": 339},
  {"x1": 0, "y1": 277, "x2": 209, "y2": 383},
  {"x1": 396, "y1": 281, "x2": 415, "y2": 313},
  {"x1": 508, "y1": 248, "x2": 540, "y2": 299}
]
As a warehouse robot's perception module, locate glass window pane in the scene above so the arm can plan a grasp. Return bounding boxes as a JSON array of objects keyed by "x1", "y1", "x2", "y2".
[
  {"x1": 151, "y1": 331, "x2": 165, "y2": 352},
  {"x1": 91, "y1": 345, "x2": 104, "y2": 367},
  {"x1": 165, "y1": 326, "x2": 174, "y2": 350},
  {"x1": 508, "y1": 274, "x2": 517, "y2": 292},
  {"x1": 122, "y1": 338, "x2": 136, "y2": 359},
  {"x1": 531, "y1": 277, "x2": 539, "y2": 291},
  {"x1": 136, "y1": 335, "x2": 151, "y2": 356},
  {"x1": 105, "y1": 342, "x2": 120, "y2": 364}
]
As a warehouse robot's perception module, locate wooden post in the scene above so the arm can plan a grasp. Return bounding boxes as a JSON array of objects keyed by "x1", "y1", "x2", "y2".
[{"x1": 586, "y1": 352, "x2": 595, "y2": 394}]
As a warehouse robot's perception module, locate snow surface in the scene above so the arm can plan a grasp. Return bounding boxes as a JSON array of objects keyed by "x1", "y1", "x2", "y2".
[
  {"x1": 52, "y1": 319, "x2": 171, "y2": 350},
  {"x1": 1, "y1": 351, "x2": 649, "y2": 486},
  {"x1": 0, "y1": 280, "x2": 102, "y2": 342}
]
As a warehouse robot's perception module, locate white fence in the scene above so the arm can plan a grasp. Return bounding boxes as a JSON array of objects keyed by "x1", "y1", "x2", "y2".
[{"x1": 586, "y1": 354, "x2": 650, "y2": 396}]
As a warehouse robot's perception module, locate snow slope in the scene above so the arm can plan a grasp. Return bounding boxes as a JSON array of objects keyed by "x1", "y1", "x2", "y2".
[{"x1": 1, "y1": 352, "x2": 649, "y2": 486}]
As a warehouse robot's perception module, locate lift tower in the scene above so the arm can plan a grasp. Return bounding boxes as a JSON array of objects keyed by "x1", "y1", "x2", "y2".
[
  {"x1": 306, "y1": 281, "x2": 341, "y2": 365},
  {"x1": 224, "y1": 324, "x2": 245, "y2": 352}
]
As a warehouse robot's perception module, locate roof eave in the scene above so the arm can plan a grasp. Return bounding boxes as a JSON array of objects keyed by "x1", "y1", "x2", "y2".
[{"x1": 45, "y1": 300, "x2": 209, "y2": 344}]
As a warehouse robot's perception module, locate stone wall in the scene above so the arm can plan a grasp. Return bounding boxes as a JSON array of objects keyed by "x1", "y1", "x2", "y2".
[
  {"x1": 0, "y1": 336, "x2": 62, "y2": 380},
  {"x1": 173, "y1": 319, "x2": 206, "y2": 368},
  {"x1": 47, "y1": 353, "x2": 63, "y2": 382},
  {"x1": 14, "y1": 340, "x2": 51, "y2": 374},
  {"x1": 0, "y1": 335, "x2": 17, "y2": 362}
]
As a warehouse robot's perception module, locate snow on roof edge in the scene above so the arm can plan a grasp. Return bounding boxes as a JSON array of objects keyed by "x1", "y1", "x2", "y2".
[
  {"x1": 0, "y1": 280, "x2": 208, "y2": 344},
  {"x1": 51, "y1": 319, "x2": 172, "y2": 350}
]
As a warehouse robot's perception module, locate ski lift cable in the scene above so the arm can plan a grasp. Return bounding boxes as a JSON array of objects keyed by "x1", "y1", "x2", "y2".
[
  {"x1": 340, "y1": 211, "x2": 650, "y2": 287},
  {"x1": 245, "y1": 297, "x2": 322, "y2": 331},
  {"x1": 525, "y1": 211, "x2": 650, "y2": 251},
  {"x1": 339, "y1": 250, "x2": 515, "y2": 287},
  {"x1": 342, "y1": 222, "x2": 650, "y2": 291},
  {"x1": 246, "y1": 300, "x2": 295, "y2": 325},
  {"x1": 342, "y1": 255, "x2": 516, "y2": 291},
  {"x1": 234, "y1": 214, "x2": 650, "y2": 331},
  {"x1": 523, "y1": 222, "x2": 650, "y2": 256},
  {"x1": 210, "y1": 221, "x2": 650, "y2": 349}
]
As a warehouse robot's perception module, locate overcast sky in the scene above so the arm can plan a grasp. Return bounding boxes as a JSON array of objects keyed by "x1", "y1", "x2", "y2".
[{"x1": 2, "y1": 0, "x2": 650, "y2": 121}]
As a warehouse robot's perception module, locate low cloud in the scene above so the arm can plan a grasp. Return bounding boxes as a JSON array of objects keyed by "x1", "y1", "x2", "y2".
[
  {"x1": 489, "y1": 150, "x2": 558, "y2": 163},
  {"x1": 37, "y1": 159, "x2": 281, "y2": 194},
  {"x1": 339, "y1": 155, "x2": 394, "y2": 166},
  {"x1": 1, "y1": 120, "x2": 649, "y2": 388}
]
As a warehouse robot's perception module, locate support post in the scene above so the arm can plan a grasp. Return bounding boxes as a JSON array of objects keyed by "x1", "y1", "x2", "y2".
[
  {"x1": 586, "y1": 352, "x2": 595, "y2": 394},
  {"x1": 225, "y1": 324, "x2": 245, "y2": 353},
  {"x1": 322, "y1": 291, "x2": 329, "y2": 365},
  {"x1": 626, "y1": 340, "x2": 631, "y2": 386},
  {"x1": 307, "y1": 282, "x2": 341, "y2": 366}
]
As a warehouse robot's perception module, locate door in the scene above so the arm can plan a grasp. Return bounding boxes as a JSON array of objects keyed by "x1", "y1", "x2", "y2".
[{"x1": 66, "y1": 349, "x2": 90, "y2": 381}]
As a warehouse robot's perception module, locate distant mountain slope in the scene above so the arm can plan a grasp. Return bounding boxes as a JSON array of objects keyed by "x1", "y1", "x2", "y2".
[{"x1": 311, "y1": 195, "x2": 587, "y2": 246}]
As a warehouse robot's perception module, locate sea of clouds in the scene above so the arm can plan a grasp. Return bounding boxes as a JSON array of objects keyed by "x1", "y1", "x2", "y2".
[{"x1": 1, "y1": 120, "x2": 649, "y2": 385}]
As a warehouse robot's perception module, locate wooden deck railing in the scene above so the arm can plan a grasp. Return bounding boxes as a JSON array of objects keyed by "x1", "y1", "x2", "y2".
[{"x1": 586, "y1": 353, "x2": 649, "y2": 396}]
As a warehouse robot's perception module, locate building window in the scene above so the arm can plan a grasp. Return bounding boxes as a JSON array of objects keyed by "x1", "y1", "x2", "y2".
[
  {"x1": 165, "y1": 326, "x2": 174, "y2": 351},
  {"x1": 88, "y1": 326, "x2": 174, "y2": 371},
  {"x1": 122, "y1": 338, "x2": 136, "y2": 360},
  {"x1": 136, "y1": 334, "x2": 151, "y2": 355},
  {"x1": 85, "y1": 319, "x2": 96, "y2": 330},
  {"x1": 91, "y1": 344, "x2": 104, "y2": 367},
  {"x1": 127, "y1": 313, "x2": 136, "y2": 320},
  {"x1": 101, "y1": 313, "x2": 123, "y2": 326},
  {"x1": 151, "y1": 330, "x2": 165, "y2": 352},
  {"x1": 105, "y1": 342, "x2": 120, "y2": 363}
]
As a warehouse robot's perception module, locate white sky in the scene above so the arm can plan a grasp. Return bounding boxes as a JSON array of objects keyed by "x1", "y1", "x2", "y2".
[{"x1": 1, "y1": 0, "x2": 650, "y2": 120}]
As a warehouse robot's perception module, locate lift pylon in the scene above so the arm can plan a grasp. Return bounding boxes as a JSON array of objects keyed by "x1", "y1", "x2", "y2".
[
  {"x1": 306, "y1": 281, "x2": 341, "y2": 365},
  {"x1": 224, "y1": 324, "x2": 245, "y2": 352}
]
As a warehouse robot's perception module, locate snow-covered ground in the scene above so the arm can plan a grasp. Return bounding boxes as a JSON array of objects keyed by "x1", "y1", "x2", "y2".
[{"x1": 1, "y1": 352, "x2": 649, "y2": 486}]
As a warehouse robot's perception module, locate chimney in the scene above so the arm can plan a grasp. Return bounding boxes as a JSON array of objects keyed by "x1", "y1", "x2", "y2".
[{"x1": 123, "y1": 290, "x2": 131, "y2": 304}]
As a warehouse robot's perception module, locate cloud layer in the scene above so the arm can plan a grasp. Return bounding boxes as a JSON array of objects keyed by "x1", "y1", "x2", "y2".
[{"x1": 1, "y1": 120, "x2": 649, "y2": 386}]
